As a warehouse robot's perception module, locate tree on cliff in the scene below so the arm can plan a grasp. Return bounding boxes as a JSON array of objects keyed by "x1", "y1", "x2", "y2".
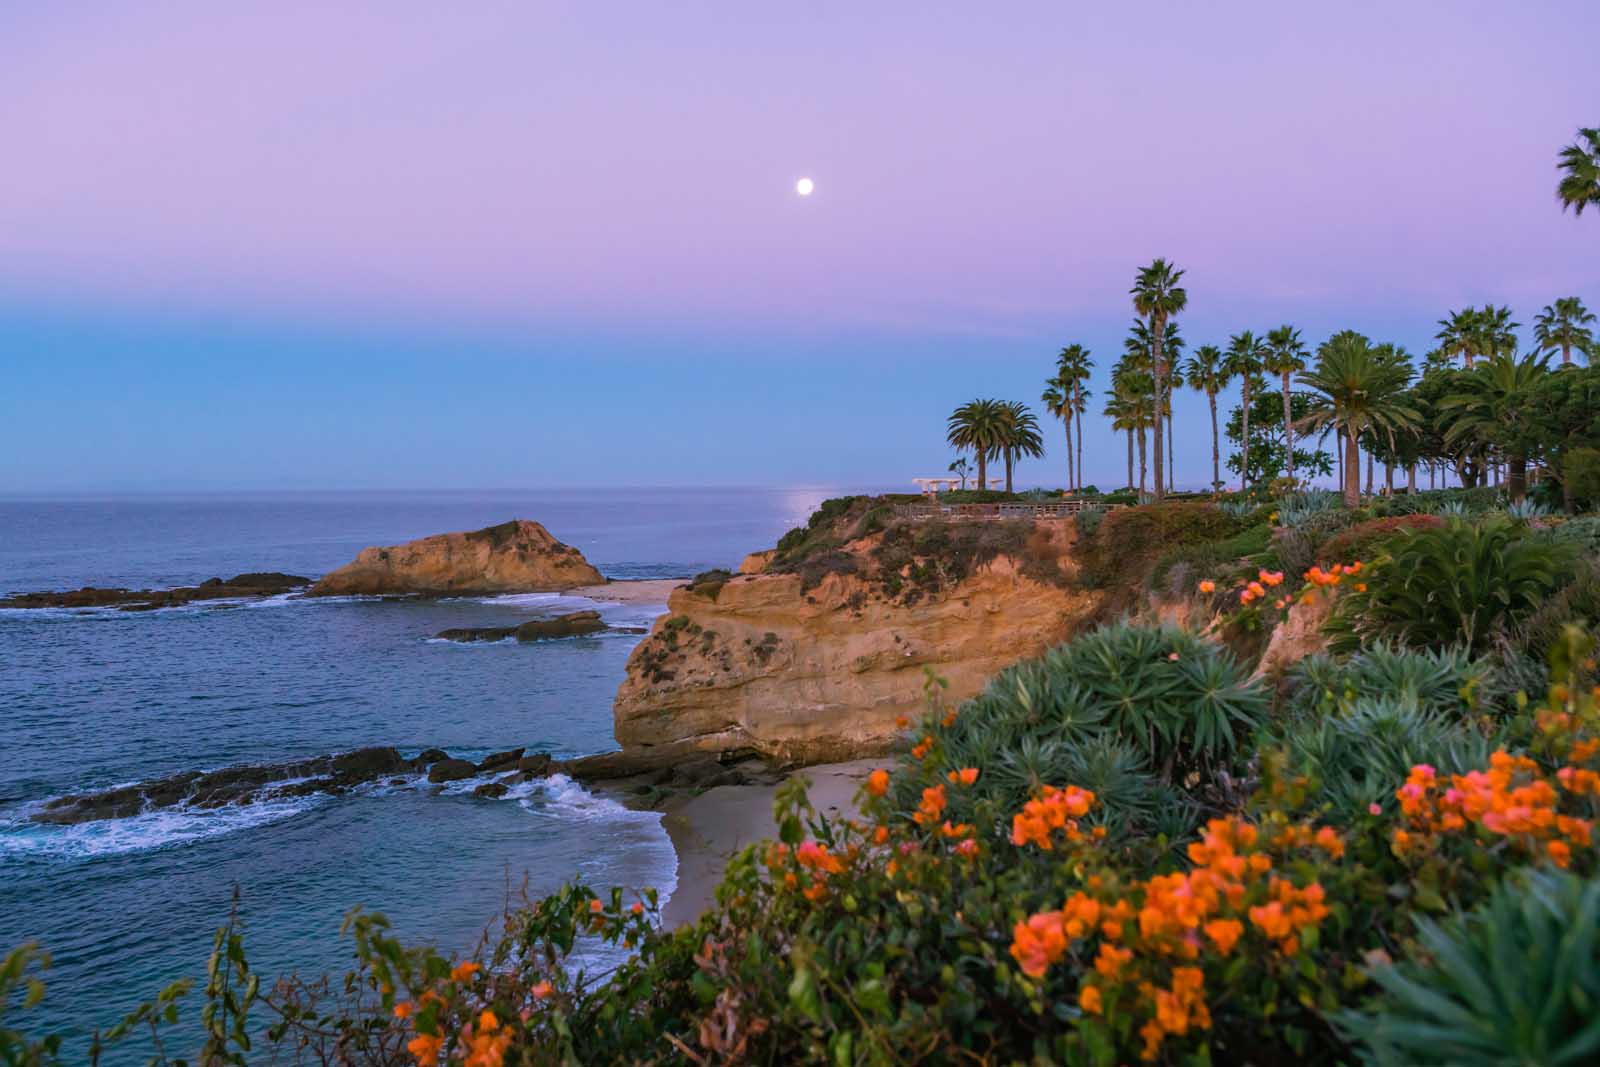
[
  {"x1": 946, "y1": 399, "x2": 1007, "y2": 490},
  {"x1": 1295, "y1": 331, "x2": 1418, "y2": 507},
  {"x1": 997, "y1": 401, "x2": 1045, "y2": 493}
]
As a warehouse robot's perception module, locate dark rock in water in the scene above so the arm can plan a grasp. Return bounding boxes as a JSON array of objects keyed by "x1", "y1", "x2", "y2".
[
  {"x1": 478, "y1": 748, "x2": 524, "y2": 772},
  {"x1": 434, "y1": 626, "x2": 519, "y2": 643},
  {"x1": 514, "y1": 611, "x2": 606, "y2": 641},
  {"x1": 415, "y1": 748, "x2": 451, "y2": 766},
  {"x1": 32, "y1": 746, "x2": 406, "y2": 825},
  {"x1": 432, "y1": 610, "x2": 609, "y2": 644},
  {"x1": 473, "y1": 782, "x2": 510, "y2": 799},
  {"x1": 1, "y1": 572, "x2": 312, "y2": 611},
  {"x1": 427, "y1": 758, "x2": 477, "y2": 784},
  {"x1": 613, "y1": 626, "x2": 650, "y2": 635},
  {"x1": 516, "y1": 753, "x2": 552, "y2": 776}
]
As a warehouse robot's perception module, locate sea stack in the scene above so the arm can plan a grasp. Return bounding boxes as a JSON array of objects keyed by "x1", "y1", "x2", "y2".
[{"x1": 310, "y1": 520, "x2": 603, "y2": 596}]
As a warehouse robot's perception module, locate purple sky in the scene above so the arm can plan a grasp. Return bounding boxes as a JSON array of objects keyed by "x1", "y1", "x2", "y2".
[{"x1": 1, "y1": 4, "x2": 1596, "y2": 490}]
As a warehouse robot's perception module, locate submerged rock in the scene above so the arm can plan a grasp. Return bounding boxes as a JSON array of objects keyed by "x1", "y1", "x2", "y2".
[
  {"x1": 32, "y1": 746, "x2": 407, "y2": 825},
  {"x1": 473, "y1": 782, "x2": 510, "y2": 799},
  {"x1": 0, "y1": 572, "x2": 311, "y2": 611},
  {"x1": 432, "y1": 610, "x2": 608, "y2": 644},
  {"x1": 478, "y1": 747, "x2": 524, "y2": 772},
  {"x1": 309, "y1": 520, "x2": 603, "y2": 597}
]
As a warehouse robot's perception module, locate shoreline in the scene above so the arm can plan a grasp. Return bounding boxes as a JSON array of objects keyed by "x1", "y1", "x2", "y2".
[
  {"x1": 571, "y1": 578, "x2": 686, "y2": 604},
  {"x1": 655, "y1": 759, "x2": 876, "y2": 927}
]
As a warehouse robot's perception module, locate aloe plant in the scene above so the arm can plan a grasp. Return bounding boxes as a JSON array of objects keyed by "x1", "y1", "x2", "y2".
[{"x1": 1341, "y1": 868, "x2": 1600, "y2": 1066}]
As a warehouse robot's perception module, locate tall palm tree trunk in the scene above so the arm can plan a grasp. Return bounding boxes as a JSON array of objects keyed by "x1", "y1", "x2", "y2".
[
  {"x1": 1073, "y1": 385, "x2": 1084, "y2": 492},
  {"x1": 1137, "y1": 427, "x2": 1148, "y2": 496},
  {"x1": 1152, "y1": 323, "x2": 1166, "y2": 501},
  {"x1": 1004, "y1": 449, "x2": 1015, "y2": 493},
  {"x1": 1063, "y1": 421, "x2": 1075, "y2": 491},
  {"x1": 1125, "y1": 430, "x2": 1134, "y2": 490},
  {"x1": 1239, "y1": 383, "x2": 1252, "y2": 492},
  {"x1": 1208, "y1": 392, "x2": 1220, "y2": 491},
  {"x1": 1280, "y1": 373, "x2": 1295, "y2": 485},
  {"x1": 1508, "y1": 452, "x2": 1527, "y2": 503},
  {"x1": 1385, "y1": 462, "x2": 1394, "y2": 495},
  {"x1": 1342, "y1": 428, "x2": 1361, "y2": 507},
  {"x1": 1166, "y1": 411, "x2": 1175, "y2": 491},
  {"x1": 977, "y1": 450, "x2": 988, "y2": 491},
  {"x1": 1562, "y1": 342, "x2": 1572, "y2": 367},
  {"x1": 1365, "y1": 448, "x2": 1374, "y2": 496}
]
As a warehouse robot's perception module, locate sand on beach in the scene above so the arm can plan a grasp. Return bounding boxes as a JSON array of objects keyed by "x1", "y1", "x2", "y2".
[
  {"x1": 658, "y1": 759, "x2": 879, "y2": 927},
  {"x1": 570, "y1": 578, "x2": 687, "y2": 604}
]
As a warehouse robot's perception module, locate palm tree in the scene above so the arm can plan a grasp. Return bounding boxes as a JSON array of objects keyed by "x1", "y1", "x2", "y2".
[
  {"x1": 996, "y1": 401, "x2": 1045, "y2": 493},
  {"x1": 1476, "y1": 305, "x2": 1519, "y2": 360},
  {"x1": 1557, "y1": 127, "x2": 1600, "y2": 216},
  {"x1": 1533, "y1": 297, "x2": 1596, "y2": 367},
  {"x1": 1441, "y1": 352, "x2": 1551, "y2": 502},
  {"x1": 1435, "y1": 308, "x2": 1479, "y2": 369},
  {"x1": 1041, "y1": 379, "x2": 1073, "y2": 490},
  {"x1": 1263, "y1": 325, "x2": 1307, "y2": 485},
  {"x1": 945, "y1": 399, "x2": 1006, "y2": 491},
  {"x1": 1295, "y1": 332, "x2": 1418, "y2": 507},
  {"x1": 1055, "y1": 344, "x2": 1095, "y2": 490},
  {"x1": 1106, "y1": 364, "x2": 1155, "y2": 494},
  {"x1": 1129, "y1": 259, "x2": 1187, "y2": 501},
  {"x1": 1182, "y1": 344, "x2": 1231, "y2": 491},
  {"x1": 1222, "y1": 331, "x2": 1266, "y2": 491}
]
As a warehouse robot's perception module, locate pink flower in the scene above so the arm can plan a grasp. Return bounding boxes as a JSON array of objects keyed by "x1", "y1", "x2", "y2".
[{"x1": 1368, "y1": 803, "x2": 1382, "y2": 816}]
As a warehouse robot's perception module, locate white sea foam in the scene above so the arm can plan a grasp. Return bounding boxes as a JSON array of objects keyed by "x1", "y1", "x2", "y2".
[{"x1": 0, "y1": 793, "x2": 323, "y2": 861}]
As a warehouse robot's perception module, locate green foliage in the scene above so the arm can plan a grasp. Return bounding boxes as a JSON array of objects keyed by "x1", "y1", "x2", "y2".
[
  {"x1": 685, "y1": 568, "x2": 734, "y2": 601},
  {"x1": 1286, "y1": 644, "x2": 1491, "y2": 721},
  {"x1": 1076, "y1": 501, "x2": 1239, "y2": 587},
  {"x1": 1276, "y1": 490, "x2": 1343, "y2": 528},
  {"x1": 1331, "y1": 518, "x2": 1572, "y2": 655},
  {"x1": 1341, "y1": 868, "x2": 1600, "y2": 1066},
  {"x1": 1567, "y1": 447, "x2": 1600, "y2": 507},
  {"x1": 1149, "y1": 522, "x2": 1272, "y2": 595}
]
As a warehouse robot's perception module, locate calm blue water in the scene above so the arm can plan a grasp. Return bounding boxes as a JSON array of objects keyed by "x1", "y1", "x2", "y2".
[{"x1": 0, "y1": 488, "x2": 837, "y2": 1061}]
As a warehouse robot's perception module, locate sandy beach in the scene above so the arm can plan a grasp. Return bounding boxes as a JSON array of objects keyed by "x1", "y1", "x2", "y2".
[
  {"x1": 657, "y1": 759, "x2": 877, "y2": 927},
  {"x1": 570, "y1": 578, "x2": 687, "y2": 604}
]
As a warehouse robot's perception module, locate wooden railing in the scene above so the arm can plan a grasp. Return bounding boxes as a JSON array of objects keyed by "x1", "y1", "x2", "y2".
[{"x1": 890, "y1": 501, "x2": 1125, "y2": 521}]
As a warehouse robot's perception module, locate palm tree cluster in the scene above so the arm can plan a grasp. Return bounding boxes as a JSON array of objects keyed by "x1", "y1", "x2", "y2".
[{"x1": 945, "y1": 399, "x2": 1044, "y2": 492}]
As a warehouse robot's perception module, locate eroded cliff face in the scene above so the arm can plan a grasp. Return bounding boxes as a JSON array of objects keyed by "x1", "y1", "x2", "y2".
[
  {"x1": 613, "y1": 522, "x2": 1103, "y2": 764},
  {"x1": 310, "y1": 519, "x2": 603, "y2": 596}
]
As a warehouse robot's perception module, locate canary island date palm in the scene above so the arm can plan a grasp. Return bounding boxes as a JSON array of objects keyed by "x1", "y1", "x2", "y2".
[
  {"x1": 1440, "y1": 351, "x2": 1551, "y2": 502},
  {"x1": 1264, "y1": 324, "x2": 1308, "y2": 485},
  {"x1": 1129, "y1": 259, "x2": 1187, "y2": 501},
  {"x1": 1182, "y1": 344, "x2": 1231, "y2": 491},
  {"x1": 1533, "y1": 296, "x2": 1596, "y2": 367},
  {"x1": 1556, "y1": 126, "x2": 1600, "y2": 216},
  {"x1": 946, "y1": 399, "x2": 1007, "y2": 491},
  {"x1": 996, "y1": 401, "x2": 1044, "y2": 493},
  {"x1": 1222, "y1": 331, "x2": 1266, "y2": 491},
  {"x1": 1295, "y1": 332, "x2": 1418, "y2": 507}
]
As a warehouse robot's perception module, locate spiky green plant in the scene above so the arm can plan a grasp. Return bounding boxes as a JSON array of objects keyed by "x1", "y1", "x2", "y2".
[
  {"x1": 1286, "y1": 645, "x2": 1490, "y2": 721},
  {"x1": 1280, "y1": 698, "x2": 1492, "y2": 818},
  {"x1": 1340, "y1": 868, "x2": 1600, "y2": 1066},
  {"x1": 1330, "y1": 519, "x2": 1570, "y2": 655}
]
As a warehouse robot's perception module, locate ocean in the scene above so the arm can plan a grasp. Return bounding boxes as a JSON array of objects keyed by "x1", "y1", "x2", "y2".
[{"x1": 0, "y1": 488, "x2": 837, "y2": 1062}]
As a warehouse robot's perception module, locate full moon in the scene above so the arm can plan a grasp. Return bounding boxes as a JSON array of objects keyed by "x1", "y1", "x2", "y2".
[{"x1": 795, "y1": 177, "x2": 815, "y2": 197}]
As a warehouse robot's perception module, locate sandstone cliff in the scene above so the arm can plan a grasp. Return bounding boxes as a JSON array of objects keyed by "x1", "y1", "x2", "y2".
[
  {"x1": 310, "y1": 520, "x2": 603, "y2": 596},
  {"x1": 613, "y1": 520, "x2": 1103, "y2": 764}
]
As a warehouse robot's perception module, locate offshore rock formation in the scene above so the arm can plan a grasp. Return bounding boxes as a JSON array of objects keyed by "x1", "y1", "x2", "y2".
[
  {"x1": 310, "y1": 520, "x2": 602, "y2": 596},
  {"x1": 612, "y1": 520, "x2": 1103, "y2": 765},
  {"x1": 0, "y1": 573, "x2": 310, "y2": 611},
  {"x1": 433, "y1": 610, "x2": 612, "y2": 643}
]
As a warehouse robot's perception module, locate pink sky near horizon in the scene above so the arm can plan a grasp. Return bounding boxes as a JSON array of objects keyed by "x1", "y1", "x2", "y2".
[{"x1": 2, "y1": 2, "x2": 1595, "y2": 342}]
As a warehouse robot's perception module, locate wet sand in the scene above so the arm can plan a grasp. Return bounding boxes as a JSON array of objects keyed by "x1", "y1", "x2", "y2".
[
  {"x1": 658, "y1": 759, "x2": 878, "y2": 927},
  {"x1": 570, "y1": 578, "x2": 687, "y2": 604}
]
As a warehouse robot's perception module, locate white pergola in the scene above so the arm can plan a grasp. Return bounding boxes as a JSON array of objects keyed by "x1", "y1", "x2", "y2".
[{"x1": 911, "y1": 477, "x2": 963, "y2": 496}]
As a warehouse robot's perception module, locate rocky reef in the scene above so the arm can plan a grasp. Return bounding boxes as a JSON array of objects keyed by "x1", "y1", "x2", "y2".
[
  {"x1": 611, "y1": 513, "x2": 1104, "y2": 765},
  {"x1": 433, "y1": 609, "x2": 633, "y2": 643},
  {"x1": 310, "y1": 520, "x2": 602, "y2": 597},
  {"x1": 0, "y1": 572, "x2": 310, "y2": 611}
]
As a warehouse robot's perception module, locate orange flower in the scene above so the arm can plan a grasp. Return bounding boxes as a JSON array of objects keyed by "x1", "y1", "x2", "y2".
[
  {"x1": 407, "y1": 1033, "x2": 444, "y2": 1064},
  {"x1": 911, "y1": 736, "x2": 933, "y2": 760},
  {"x1": 1548, "y1": 840, "x2": 1572, "y2": 867},
  {"x1": 589, "y1": 899, "x2": 604, "y2": 914},
  {"x1": 1010, "y1": 911, "x2": 1068, "y2": 977},
  {"x1": 895, "y1": 714, "x2": 910, "y2": 728},
  {"x1": 946, "y1": 767, "x2": 980, "y2": 786},
  {"x1": 954, "y1": 838, "x2": 979, "y2": 859},
  {"x1": 631, "y1": 901, "x2": 644, "y2": 915},
  {"x1": 796, "y1": 840, "x2": 846, "y2": 874},
  {"x1": 940, "y1": 820, "x2": 973, "y2": 839},
  {"x1": 531, "y1": 980, "x2": 554, "y2": 999},
  {"x1": 393, "y1": 1000, "x2": 415, "y2": 1019},
  {"x1": 1079, "y1": 984, "x2": 1103, "y2": 1014},
  {"x1": 477, "y1": 1009, "x2": 500, "y2": 1032},
  {"x1": 1198, "y1": 580, "x2": 1216, "y2": 594},
  {"x1": 1313, "y1": 826, "x2": 1344, "y2": 859},
  {"x1": 1010, "y1": 785, "x2": 1096, "y2": 848},
  {"x1": 873, "y1": 825, "x2": 890, "y2": 844},
  {"x1": 942, "y1": 710, "x2": 958, "y2": 727},
  {"x1": 450, "y1": 961, "x2": 481, "y2": 982},
  {"x1": 866, "y1": 769, "x2": 890, "y2": 796},
  {"x1": 1204, "y1": 918, "x2": 1242, "y2": 955},
  {"x1": 913, "y1": 784, "x2": 948, "y2": 827}
]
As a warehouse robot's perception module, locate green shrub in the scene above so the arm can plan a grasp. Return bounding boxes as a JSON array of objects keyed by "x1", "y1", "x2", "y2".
[
  {"x1": 1546, "y1": 514, "x2": 1600, "y2": 555},
  {"x1": 1076, "y1": 502, "x2": 1239, "y2": 587},
  {"x1": 1276, "y1": 490, "x2": 1343, "y2": 528},
  {"x1": 1340, "y1": 868, "x2": 1600, "y2": 1066},
  {"x1": 1317, "y1": 514, "x2": 1444, "y2": 565},
  {"x1": 1285, "y1": 645, "x2": 1491, "y2": 721},
  {"x1": 1279, "y1": 698, "x2": 1493, "y2": 819},
  {"x1": 1272, "y1": 507, "x2": 1367, "y2": 576},
  {"x1": 1149, "y1": 523, "x2": 1272, "y2": 594},
  {"x1": 1564, "y1": 446, "x2": 1600, "y2": 508},
  {"x1": 1331, "y1": 518, "x2": 1571, "y2": 655}
]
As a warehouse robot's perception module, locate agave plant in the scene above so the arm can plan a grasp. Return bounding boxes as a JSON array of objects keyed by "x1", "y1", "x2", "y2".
[
  {"x1": 1502, "y1": 497, "x2": 1554, "y2": 522},
  {"x1": 1275, "y1": 490, "x2": 1343, "y2": 528},
  {"x1": 1285, "y1": 645, "x2": 1490, "y2": 721},
  {"x1": 1331, "y1": 519, "x2": 1572, "y2": 655},
  {"x1": 1280, "y1": 698, "x2": 1493, "y2": 818},
  {"x1": 1215, "y1": 499, "x2": 1256, "y2": 520},
  {"x1": 1340, "y1": 868, "x2": 1600, "y2": 1065}
]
